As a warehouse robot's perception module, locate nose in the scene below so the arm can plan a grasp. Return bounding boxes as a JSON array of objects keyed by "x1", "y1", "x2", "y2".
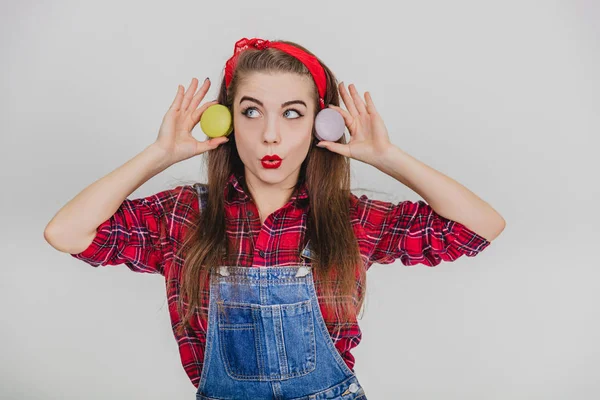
[{"x1": 262, "y1": 116, "x2": 280, "y2": 144}]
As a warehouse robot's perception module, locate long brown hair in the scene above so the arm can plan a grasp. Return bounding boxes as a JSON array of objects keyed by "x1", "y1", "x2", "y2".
[{"x1": 172, "y1": 40, "x2": 366, "y2": 336}]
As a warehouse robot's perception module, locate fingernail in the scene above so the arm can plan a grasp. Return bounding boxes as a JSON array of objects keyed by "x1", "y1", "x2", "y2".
[{"x1": 205, "y1": 77, "x2": 210, "y2": 82}]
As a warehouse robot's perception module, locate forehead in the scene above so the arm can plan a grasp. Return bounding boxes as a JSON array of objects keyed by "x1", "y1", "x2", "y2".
[{"x1": 235, "y1": 72, "x2": 315, "y2": 107}]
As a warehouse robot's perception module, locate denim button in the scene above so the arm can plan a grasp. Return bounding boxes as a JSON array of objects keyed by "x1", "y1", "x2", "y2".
[{"x1": 348, "y1": 383, "x2": 359, "y2": 393}]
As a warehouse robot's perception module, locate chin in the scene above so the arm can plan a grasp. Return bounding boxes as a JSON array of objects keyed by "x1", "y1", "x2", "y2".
[
  {"x1": 246, "y1": 164, "x2": 280, "y2": 179},
  {"x1": 257, "y1": 169, "x2": 285, "y2": 182}
]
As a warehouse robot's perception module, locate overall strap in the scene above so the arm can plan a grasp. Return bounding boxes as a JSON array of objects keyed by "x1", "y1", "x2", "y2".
[{"x1": 194, "y1": 183, "x2": 209, "y2": 212}]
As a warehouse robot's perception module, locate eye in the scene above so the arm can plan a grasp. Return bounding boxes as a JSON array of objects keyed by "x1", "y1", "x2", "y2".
[
  {"x1": 284, "y1": 109, "x2": 303, "y2": 119},
  {"x1": 241, "y1": 107, "x2": 260, "y2": 118},
  {"x1": 241, "y1": 106, "x2": 304, "y2": 119}
]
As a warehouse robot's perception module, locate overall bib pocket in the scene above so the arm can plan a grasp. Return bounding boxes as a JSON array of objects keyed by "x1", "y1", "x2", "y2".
[{"x1": 217, "y1": 298, "x2": 316, "y2": 380}]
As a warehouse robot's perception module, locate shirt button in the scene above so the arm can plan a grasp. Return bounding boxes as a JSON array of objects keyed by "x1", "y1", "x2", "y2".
[
  {"x1": 258, "y1": 250, "x2": 265, "y2": 257},
  {"x1": 247, "y1": 211, "x2": 254, "y2": 216},
  {"x1": 348, "y1": 383, "x2": 359, "y2": 393}
]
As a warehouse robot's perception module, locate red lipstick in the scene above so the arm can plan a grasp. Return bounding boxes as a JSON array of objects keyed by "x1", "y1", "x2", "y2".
[{"x1": 261, "y1": 154, "x2": 282, "y2": 169}]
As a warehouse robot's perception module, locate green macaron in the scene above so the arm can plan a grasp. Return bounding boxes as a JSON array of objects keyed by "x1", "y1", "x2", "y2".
[{"x1": 200, "y1": 104, "x2": 233, "y2": 138}]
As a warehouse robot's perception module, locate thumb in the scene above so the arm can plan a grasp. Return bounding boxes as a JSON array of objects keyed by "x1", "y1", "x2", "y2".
[
  {"x1": 316, "y1": 141, "x2": 351, "y2": 158},
  {"x1": 196, "y1": 136, "x2": 229, "y2": 155}
]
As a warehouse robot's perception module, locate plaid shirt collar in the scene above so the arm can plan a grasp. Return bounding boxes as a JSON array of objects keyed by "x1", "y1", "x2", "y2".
[{"x1": 224, "y1": 171, "x2": 310, "y2": 205}]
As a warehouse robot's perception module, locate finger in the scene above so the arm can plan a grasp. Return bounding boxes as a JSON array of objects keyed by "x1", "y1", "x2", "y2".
[
  {"x1": 348, "y1": 84, "x2": 367, "y2": 115},
  {"x1": 188, "y1": 78, "x2": 211, "y2": 113},
  {"x1": 181, "y1": 78, "x2": 199, "y2": 111},
  {"x1": 339, "y1": 82, "x2": 359, "y2": 117},
  {"x1": 196, "y1": 136, "x2": 229, "y2": 155},
  {"x1": 190, "y1": 99, "x2": 220, "y2": 123},
  {"x1": 364, "y1": 91, "x2": 378, "y2": 115},
  {"x1": 170, "y1": 85, "x2": 184, "y2": 111}
]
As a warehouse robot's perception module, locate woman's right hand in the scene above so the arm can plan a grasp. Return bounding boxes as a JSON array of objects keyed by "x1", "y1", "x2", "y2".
[{"x1": 154, "y1": 77, "x2": 230, "y2": 165}]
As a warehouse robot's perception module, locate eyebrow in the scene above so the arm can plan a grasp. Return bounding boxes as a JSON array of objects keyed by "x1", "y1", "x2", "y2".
[{"x1": 239, "y1": 96, "x2": 307, "y2": 108}]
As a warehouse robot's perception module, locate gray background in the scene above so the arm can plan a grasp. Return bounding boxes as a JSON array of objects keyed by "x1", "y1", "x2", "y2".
[{"x1": 2, "y1": 0, "x2": 599, "y2": 398}]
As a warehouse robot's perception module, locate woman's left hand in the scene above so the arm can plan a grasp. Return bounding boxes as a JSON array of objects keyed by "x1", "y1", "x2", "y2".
[{"x1": 316, "y1": 82, "x2": 394, "y2": 165}]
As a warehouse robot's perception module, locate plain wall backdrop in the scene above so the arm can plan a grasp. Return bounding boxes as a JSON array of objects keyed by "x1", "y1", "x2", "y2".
[{"x1": 2, "y1": 0, "x2": 598, "y2": 398}]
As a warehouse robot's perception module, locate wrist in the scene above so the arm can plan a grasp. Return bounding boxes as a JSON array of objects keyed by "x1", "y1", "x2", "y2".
[
  {"x1": 144, "y1": 142, "x2": 174, "y2": 172},
  {"x1": 372, "y1": 145, "x2": 406, "y2": 171}
]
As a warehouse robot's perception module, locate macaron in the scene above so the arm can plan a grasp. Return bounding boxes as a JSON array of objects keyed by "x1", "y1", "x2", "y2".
[
  {"x1": 200, "y1": 104, "x2": 233, "y2": 138},
  {"x1": 314, "y1": 108, "x2": 345, "y2": 142}
]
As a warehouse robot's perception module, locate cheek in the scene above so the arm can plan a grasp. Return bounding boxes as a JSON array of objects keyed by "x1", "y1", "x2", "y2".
[
  {"x1": 289, "y1": 132, "x2": 313, "y2": 160},
  {"x1": 233, "y1": 120, "x2": 263, "y2": 144}
]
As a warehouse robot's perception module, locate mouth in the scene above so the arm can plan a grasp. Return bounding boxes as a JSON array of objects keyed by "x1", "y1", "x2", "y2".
[
  {"x1": 260, "y1": 155, "x2": 282, "y2": 169},
  {"x1": 261, "y1": 159, "x2": 282, "y2": 169}
]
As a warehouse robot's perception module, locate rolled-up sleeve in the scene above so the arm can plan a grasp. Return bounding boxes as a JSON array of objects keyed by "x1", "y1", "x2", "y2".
[
  {"x1": 70, "y1": 185, "x2": 190, "y2": 275},
  {"x1": 351, "y1": 193, "x2": 491, "y2": 267}
]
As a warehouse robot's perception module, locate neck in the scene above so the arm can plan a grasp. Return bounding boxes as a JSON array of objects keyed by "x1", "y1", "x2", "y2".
[{"x1": 244, "y1": 169, "x2": 300, "y2": 217}]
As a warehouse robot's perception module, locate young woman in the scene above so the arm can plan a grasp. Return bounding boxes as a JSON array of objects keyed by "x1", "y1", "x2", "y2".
[{"x1": 45, "y1": 37, "x2": 505, "y2": 399}]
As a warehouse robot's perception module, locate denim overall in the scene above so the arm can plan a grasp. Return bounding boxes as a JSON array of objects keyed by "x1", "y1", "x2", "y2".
[{"x1": 195, "y1": 263, "x2": 366, "y2": 399}]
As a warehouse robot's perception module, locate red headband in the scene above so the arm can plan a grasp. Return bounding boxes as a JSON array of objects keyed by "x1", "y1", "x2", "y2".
[{"x1": 224, "y1": 37, "x2": 327, "y2": 110}]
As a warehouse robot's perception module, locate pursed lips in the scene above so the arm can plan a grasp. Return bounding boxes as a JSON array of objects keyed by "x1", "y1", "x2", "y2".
[{"x1": 261, "y1": 155, "x2": 282, "y2": 161}]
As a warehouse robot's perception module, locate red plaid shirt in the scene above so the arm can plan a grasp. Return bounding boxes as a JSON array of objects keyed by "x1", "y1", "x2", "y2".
[{"x1": 70, "y1": 172, "x2": 491, "y2": 388}]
